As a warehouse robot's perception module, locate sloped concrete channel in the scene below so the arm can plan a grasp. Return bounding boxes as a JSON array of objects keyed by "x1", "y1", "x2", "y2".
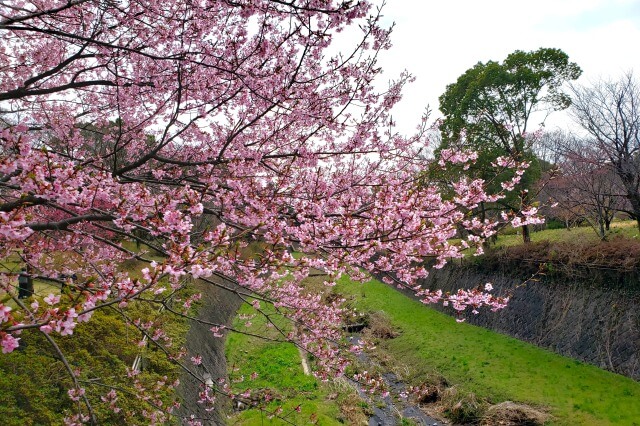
[
  {"x1": 417, "y1": 264, "x2": 640, "y2": 380},
  {"x1": 178, "y1": 281, "x2": 243, "y2": 425},
  {"x1": 347, "y1": 335, "x2": 444, "y2": 426}
]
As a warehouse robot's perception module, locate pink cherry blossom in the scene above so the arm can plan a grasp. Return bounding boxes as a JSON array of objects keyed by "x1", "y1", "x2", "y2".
[
  {"x1": 0, "y1": 305, "x2": 11, "y2": 323},
  {"x1": 0, "y1": 0, "x2": 522, "y2": 422},
  {"x1": 44, "y1": 294, "x2": 61, "y2": 306},
  {"x1": 1, "y1": 333, "x2": 20, "y2": 353}
]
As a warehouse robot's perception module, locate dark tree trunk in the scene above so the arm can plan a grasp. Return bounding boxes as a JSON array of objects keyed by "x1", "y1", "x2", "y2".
[
  {"x1": 628, "y1": 199, "x2": 640, "y2": 231},
  {"x1": 620, "y1": 179, "x2": 640, "y2": 232},
  {"x1": 598, "y1": 219, "x2": 606, "y2": 240},
  {"x1": 522, "y1": 224, "x2": 531, "y2": 243}
]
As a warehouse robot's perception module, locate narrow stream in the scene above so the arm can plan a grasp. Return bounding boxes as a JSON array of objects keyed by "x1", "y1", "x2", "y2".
[{"x1": 347, "y1": 335, "x2": 445, "y2": 426}]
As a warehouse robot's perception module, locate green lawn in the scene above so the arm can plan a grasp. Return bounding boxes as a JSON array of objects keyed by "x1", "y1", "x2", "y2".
[
  {"x1": 1, "y1": 240, "x2": 164, "y2": 308},
  {"x1": 496, "y1": 220, "x2": 640, "y2": 247},
  {"x1": 0, "y1": 254, "x2": 60, "y2": 308},
  {"x1": 335, "y1": 275, "x2": 640, "y2": 425},
  {"x1": 225, "y1": 302, "x2": 349, "y2": 425}
]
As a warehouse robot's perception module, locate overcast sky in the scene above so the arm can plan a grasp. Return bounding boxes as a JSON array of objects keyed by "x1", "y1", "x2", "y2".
[{"x1": 369, "y1": 0, "x2": 640, "y2": 136}]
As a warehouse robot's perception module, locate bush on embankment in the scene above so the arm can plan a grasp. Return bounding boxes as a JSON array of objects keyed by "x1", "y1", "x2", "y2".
[{"x1": 480, "y1": 237, "x2": 640, "y2": 288}]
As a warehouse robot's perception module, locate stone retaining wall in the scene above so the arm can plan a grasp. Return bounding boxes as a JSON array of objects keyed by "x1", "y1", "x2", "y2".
[{"x1": 419, "y1": 264, "x2": 640, "y2": 380}]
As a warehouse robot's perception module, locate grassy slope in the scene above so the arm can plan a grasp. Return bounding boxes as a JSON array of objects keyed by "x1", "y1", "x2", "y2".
[
  {"x1": 225, "y1": 302, "x2": 345, "y2": 425},
  {"x1": 207, "y1": 224, "x2": 640, "y2": 424},
  {"x1": 0, "y1": 245, "x2": 192, "y2": 424},
  {"x1": 335, "y1": 275, "x2": 640, "y2": 426}
]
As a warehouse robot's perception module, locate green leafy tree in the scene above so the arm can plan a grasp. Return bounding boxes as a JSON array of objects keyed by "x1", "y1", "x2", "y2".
[{"x1": 437, "y1": 48, "x2": 582, "y2": 243}]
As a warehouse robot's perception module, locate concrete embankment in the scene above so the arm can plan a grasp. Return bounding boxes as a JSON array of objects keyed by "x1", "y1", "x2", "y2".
[
  {"x1": 178, "y1": 280, "x2": 243, "y2": 425},
  {"x1": 418, "y1": 262, "x2": 640, "y2": 380}
]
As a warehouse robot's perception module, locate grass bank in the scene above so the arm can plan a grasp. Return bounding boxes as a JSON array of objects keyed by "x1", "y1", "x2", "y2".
[
  {"x1": 496, "y1": 220, "x2": 639, "y2": 247},
  {"x1": 335, "y1": 275, "x2": 640, "y2": 425},
  {"x1": 225, "y1": 301, "x2": 362, "y2": 425},
  {"x1": 0, "y1": 246, "x2": 193, "y2": 424}
]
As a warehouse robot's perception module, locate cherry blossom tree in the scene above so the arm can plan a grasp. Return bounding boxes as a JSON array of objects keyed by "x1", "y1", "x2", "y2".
[{"x1": 0, "y1": 1, "x2": 531, "y2": 423}]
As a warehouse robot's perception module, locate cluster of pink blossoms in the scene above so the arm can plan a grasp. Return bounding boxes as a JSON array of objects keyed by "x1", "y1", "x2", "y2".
[{"x1": 0, "y1": 0, "x2": 542, "y2": 423}]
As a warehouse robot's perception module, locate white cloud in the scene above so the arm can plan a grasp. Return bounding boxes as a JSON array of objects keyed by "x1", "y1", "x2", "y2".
[{"x1": 365, "y1": 0, "x2": 640, "y2": 136}]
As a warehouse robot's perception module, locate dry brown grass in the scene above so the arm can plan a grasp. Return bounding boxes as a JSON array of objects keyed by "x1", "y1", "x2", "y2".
[
  {"x1": 328, "y1": 378, "x2": 371, "y2": 425},
  {"x1": 363, "y1": 310, "x2": 399, "y2": 340},
  {"x1": 414, "y1": 378, "x2": 448, "y2": 404},
  {"x1": 480, "y1": 401, "x2": 550, "y2": 425},
  {"x1": 436, "y1": 386, "x2": 487, "y2": 424},
  {"x1": 484, "y1": 237, "x2": 640, "y2": 281}
]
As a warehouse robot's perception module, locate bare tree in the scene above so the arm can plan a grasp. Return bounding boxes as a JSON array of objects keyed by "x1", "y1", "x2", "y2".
[
  {"x1": 539, "y1": 130, "x2": 627, "y2": 239},
  {"x1": 550, "y1": 156, "x2": 625, "y2": 239},
  {"x1": 534, "y1": 129, "x2": 570, "y2": 166},
  {"x1": 571, "y1": 73, "x2": 640, "y2": 229}
]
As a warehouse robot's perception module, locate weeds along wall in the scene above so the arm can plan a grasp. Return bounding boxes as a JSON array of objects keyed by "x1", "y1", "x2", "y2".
[{"x1": 418, "y1": 259, "x2": 640, "y2": 380}]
